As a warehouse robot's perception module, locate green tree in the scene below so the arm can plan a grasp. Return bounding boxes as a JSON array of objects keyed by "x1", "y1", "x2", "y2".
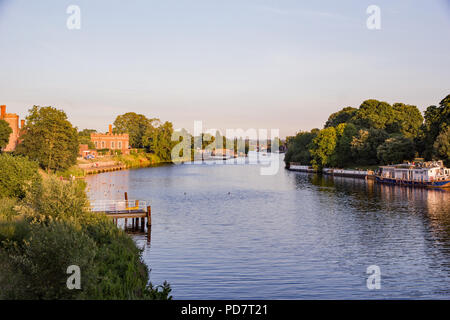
[
  {"x1": 350, "y1": 128, "x2": 388, "y2": 165},
  {"x1": 433, "y1": 127, "x2": 450, "y2": 166},
  {"x1": 350, "y1": 99, "x2": 395, "y2": 131},
  {"x1": 331, "y1": 123, "x2": 358, "y2": 168},
  {"x1": 324, "y1": 107, "x2": 358, "y2": 128},
  {"x1": 0, "y1": 153, "x2": 41, "y2": 199},
  {"x1": 284, "y1": 129, "x2": 318, "y2": 165},
  {"x1": 78, "y1": 129, "x2": 96, "y2": 149},
  {"x1": 421, "y1": 94, "x2": 450, "y2": 159},
  {"x1": 376, "y1": 136, "x2": 415, "y2": 164},
  {"x1": 310, "y1": 127, "x2": 337, "y2": 169},
  {"x1": 145, "y1": 121, "x2": 175, "y2": 162},
  {"x1": 113, "y1": 113, "x2": 156, "y2": 148},
  {"x1": 390, "y1": 103, "x2": 423, "y2": 138},
  {"x1": 0, "y1": 119, "x2": 12, "y2": 151},
  {"x1": 15, "y1": 106, "x2": 79, "y2": 172}
]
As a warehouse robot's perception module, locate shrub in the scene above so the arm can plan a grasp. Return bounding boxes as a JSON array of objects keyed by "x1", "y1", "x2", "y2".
[
  {"x1": 0, "y1": 197, "x2": 19, "y2": 220},
  {"x1": 21, "y1": 175, "x2": 89, "y2": 221},
  {"x1": 0, "y1": 153, "x2": 41, "y2": 199},
  {"x1": 0, "y1": 220, "x2": 97, "y2": 300},
  {"x1": 0, "y1": 176, "x2": 172, "y2": 300}
]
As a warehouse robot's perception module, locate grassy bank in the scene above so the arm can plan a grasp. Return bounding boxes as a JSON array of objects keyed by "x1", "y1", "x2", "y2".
[{"x1": 61, "y1": 153, "x2": 169, "y2": 178}]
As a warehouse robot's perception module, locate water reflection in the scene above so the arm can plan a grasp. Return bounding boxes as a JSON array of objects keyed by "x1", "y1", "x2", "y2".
[{"x1": 86, "y1": 162, "x2": 450, "y2": 299}]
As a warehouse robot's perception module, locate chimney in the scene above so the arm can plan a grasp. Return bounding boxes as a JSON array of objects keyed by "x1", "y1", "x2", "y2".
[
  {"x1": 0, "y1": 105, "x2": 5, "y2": 119},
  {"x1": 21, "y1": 119, "x2": 25, "y2": 128},
  {"x1": 109, "y1": 124, "x2": 112, "y2": 135}
]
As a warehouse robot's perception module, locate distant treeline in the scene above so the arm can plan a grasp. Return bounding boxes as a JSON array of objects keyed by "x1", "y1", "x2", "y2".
[{"x1": 284, "y1": 94, "x2": 450, "y2": 169}]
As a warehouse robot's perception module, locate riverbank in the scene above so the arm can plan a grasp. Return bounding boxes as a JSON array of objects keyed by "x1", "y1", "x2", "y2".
[
  {"x1": 61, "y1": 153, "x2": 170, "y2": 178},
  {"x1": 0, "y1": 153, "x2": 171, "y2": 300}
]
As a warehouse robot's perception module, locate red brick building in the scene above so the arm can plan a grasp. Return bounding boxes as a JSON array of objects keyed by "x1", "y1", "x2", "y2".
[
  {"x1": 0, "y1": 105, "x2": 24, "y2": 152},
  {"x1": 90, "y1": 125, "x2": 130, "y2": 155},
  {"x1": 78, "y1": 144, "x2": 98, "y2": 158}
]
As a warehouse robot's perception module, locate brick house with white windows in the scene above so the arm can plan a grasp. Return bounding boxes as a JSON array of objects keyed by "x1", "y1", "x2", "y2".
[{"x1": 90, "y1": 125, "x2": 130, "y2": 155}]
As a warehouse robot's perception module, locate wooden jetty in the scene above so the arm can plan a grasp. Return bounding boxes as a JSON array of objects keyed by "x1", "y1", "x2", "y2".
[{"x1": 89, "y1": 192, "x2": 152, "y2": 242}]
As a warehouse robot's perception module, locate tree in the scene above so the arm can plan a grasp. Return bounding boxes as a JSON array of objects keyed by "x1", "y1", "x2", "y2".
[
  {"x1": 0, "y1": 119, "x2": 12, "y2": 151},
  {"x1": 324, "y1": 107, "x2": 358, "y2": 128},
  {"x1": 113, "y1": 113, "x2": 156, "y2": 148},
  {"x1": 350, "y1": 128, "x2": 388, "y2": 165},
  {"x1": 390, "y1": 103, "x2": 423, "y2": 138},
  {"x1": 433, "y1": 127, "x2": 450, "y2": 166},
  {"x1": 310, "y1": 127, "x2": 337, "y2": 169},
  {"x1": 284, "y1": 129, "x2": 318, "y2": 165},
  {"x1": 146, "y1": 121, "x2": 175, "y2": 162},
  {"x1": 376, "y1": 136, "x2": 415, "y2": 164},
  {"x1": 15, "y1": 106, "x2": 79, "y2": 172},
  {"x1": 351, "y1": 99, "x2": 395, "y2": 130},
  {"x1": 331, "y1": 123, "x2": 358, "y2": 168},
  {"x1": 0, "y1": 153, "x2": 41, "y2": 199},
  {"x1": 422, "y1": 94, "x2": 450, "y2": 159},
  {"x1": 78, "y1": 129, "x2": 96, "y2": 149}
]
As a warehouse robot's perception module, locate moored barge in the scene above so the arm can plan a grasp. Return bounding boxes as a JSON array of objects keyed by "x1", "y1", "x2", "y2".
[{"x1": 375, "y1": 161, "x2": 450, "y2": 188}]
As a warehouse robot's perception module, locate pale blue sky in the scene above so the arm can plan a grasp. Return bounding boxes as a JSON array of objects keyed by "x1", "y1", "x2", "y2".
[{"x1": 0, "y1": 0, "x2": 449, "y2": 137}]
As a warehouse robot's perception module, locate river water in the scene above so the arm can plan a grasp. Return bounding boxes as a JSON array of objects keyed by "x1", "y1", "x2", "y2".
[{"x1": 85, "y1": 154, "x2": 450, "y2": 299}]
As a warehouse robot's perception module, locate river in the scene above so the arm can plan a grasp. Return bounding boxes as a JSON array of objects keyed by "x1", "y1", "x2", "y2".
[{"x1": 85, "y1": 154, "x2": 450, "y2": 299}]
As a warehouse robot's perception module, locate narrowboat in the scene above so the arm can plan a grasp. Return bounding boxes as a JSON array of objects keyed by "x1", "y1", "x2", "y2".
[{"x1": 375, "y1": 161, "x2": 450, "y2": 188}]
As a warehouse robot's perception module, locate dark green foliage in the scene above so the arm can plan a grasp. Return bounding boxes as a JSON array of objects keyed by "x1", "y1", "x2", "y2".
[
  {"x1": 433, "y1": 127, "x2": 450, "y2": 166},
  {"x1": 15, "y1": 106, "x2": 79, "y2": 172},
  {"x1": 390, "y1": 103, "x2": 423, "y2": 138},
  {"x1": 331, "y1": 123, "x2": 358, "y2": 168},
  {"x1": 421, "y1": 95, "x2": 450, "y2": 159},
  {"x1": 350, "y1": 128, "x2": 389, "y2": 165},
  {"x1": 376, "y1": 136, "x2": 415, "y2": 164},
  {"x1": 0, "y1": 221, "x2": 97, "y2": 300},
  {"x1": 0, "y1": 216, "x2": 172, "y2": 300},
  {"x1": 0, "y1": 153, "x2": 41, "y2": 199},
  {"x1": 0, "y1": 119, "x2": 12, "y2": 150},
  {"x1": 286, "y1": 95, "x2": 450, "y2": 167},
  {"x1": 284, "y1": 129, "x2": 318, "y2": 164}
]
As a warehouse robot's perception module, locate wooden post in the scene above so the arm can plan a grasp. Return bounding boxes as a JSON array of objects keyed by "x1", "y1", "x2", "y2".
[
  {"x1": 124, "y1": 192, "x2": 128, "y2": 211},
  {"x1": 140, "y1": 217, "x2": 144, "y2": 231},
  {"x1": 124, "y1": 218, "x2": 128, "y2": 229},
  {"x1": 147, "y1": 206, "x2": 152, "y2": 227},
  {"x1": 147, "y1": 226, "x2": 151, "y2": 244}
]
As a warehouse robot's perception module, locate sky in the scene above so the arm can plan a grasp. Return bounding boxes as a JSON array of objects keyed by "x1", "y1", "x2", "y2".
[{"x1": 0, "y1": 0, "x2": 449, "y2": 138}]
